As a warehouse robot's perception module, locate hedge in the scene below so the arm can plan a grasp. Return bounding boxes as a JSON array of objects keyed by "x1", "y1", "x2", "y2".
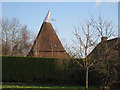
[
  {"x1": 2, "y1": 56, "x2": 86, "y2": 85},
  {"x1": 3, "y1": 56, "x2": 117, "y2": 86}
]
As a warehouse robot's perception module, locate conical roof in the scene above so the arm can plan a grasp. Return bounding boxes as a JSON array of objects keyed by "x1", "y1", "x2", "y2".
[{"x1": 27, "y1": 11, "x2": 67, "y2": 58}]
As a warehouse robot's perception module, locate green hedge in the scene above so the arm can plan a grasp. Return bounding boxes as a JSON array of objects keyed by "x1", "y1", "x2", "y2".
[
  {"x1": 3, "y1": 56, "x2": 117, "y2": 87},
  {"x1": 2, "y1": 56, "x2": 56, "y2": 82},
  {"x1": 2, "y1": 56, "x2": 85, "y2": 85}
]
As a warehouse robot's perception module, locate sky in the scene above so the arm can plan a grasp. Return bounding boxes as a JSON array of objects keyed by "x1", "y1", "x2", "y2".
[{"x1": 2, "y1": 2, "x2": 118, "y2": 46}]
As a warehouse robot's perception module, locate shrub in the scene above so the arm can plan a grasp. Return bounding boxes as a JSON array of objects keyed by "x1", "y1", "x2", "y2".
[{"x1": 2, "y1": 56, "x2": 84, "y2": 85}]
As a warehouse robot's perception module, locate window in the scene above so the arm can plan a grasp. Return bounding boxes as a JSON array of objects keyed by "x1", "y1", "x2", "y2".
[{"x1": 54, "y1": 44, "x2": 58, "y2": 48}]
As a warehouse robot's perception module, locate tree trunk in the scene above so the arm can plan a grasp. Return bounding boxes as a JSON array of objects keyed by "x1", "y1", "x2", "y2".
[
  {"x1": 85, "y1": 47, "x2": 88, "y2": 90},
  {"x1": 86, "y1": 67, "x2": 88, "y2": 90}
]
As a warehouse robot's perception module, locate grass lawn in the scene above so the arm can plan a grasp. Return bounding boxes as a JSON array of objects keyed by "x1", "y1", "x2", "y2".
[
  {"x1": 2, "y1": 85, "x2": 100, "y2": 90},
  {"x1": 2, "y1": 83, "x2": 120, "y2": 90}
]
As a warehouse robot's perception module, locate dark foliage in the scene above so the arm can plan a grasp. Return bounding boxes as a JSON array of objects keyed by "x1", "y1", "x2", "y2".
[
  {"x1": 2, "y1": 56, "x2": 84, "y2": 86},
  {"x1": 2, "y1": 56, "x2": 119, "y2": 87}
]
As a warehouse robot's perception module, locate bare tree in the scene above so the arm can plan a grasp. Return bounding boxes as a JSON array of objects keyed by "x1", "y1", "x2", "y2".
[
  {"x1": 13, "y1": 25, "x2": 33, "y2": 56},
  {"x1": 72, "y1": 15, "x2": 117, "y2": 89},
  {"x1": 73, "y1": 20, "x2": 99, "y2": 90},
  {"x1": 2, "y1": 18, "x2": 14, "y2": 55},
  {"x1": 64, "y1": 44, "x2": 76, "y2": 58},
  {"x1": 10, "y1": 18, "x2": 21, "y2": 56},
  {"x1": 91, "y1": 15, "x2": 117, "y2": 39},
  {"x1": 90, "y1": 15, "x2": 119, "y2": 87},
  {"x1": 1, "y1": 18, "x2": 34, "y2": 56},
  {"x1": 0, "y1": 20, "x2": 2, "y2": 55}
]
